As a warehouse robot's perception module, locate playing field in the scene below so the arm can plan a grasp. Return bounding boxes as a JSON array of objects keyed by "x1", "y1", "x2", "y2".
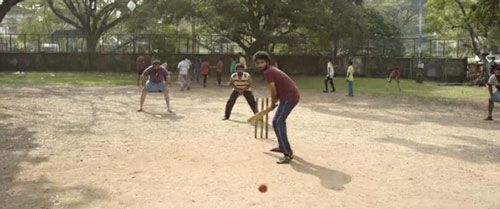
[{"x1": 1, "y1": 79, "x2": 499, "y2": 209}]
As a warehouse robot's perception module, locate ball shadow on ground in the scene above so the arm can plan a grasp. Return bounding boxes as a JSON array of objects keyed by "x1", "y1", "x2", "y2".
[
  {"x1": 0, "y1": 114, "x2": 108, "y2": 209},
  {"x1": 263, "y1": 152, "x2": 352, "y2": 191}
]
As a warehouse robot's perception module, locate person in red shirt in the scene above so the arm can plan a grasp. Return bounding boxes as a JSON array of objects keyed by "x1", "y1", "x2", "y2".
[
  {"x1": 216, "y1": 58, "x2": 224, "y2": 86},
  {"x1": 201, "y1": 59, "x2": 211, "y2": 88},
  {"x1": 136, "y1": 56, "x2": 146, "y2": 86},
  {"x1": 386, "y1": 67, "x2": 402, "y2": 91},
  {"x1": 253, "y1": 51, "x2": 300, "y2": 164}
]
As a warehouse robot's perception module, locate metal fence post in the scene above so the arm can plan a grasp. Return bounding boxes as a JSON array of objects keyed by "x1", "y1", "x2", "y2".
[
  {"x1": 442, "y1": 40, "x2": 446, "y2": 57},
  {"x1": 37, "y1": 34, "x2": 41, "y2": 52},
  {"x1": 9, "y1": 34, "x2": 12, "y2": 52},
  {"x1": 133, "y1": 34, "x2": 136, "y2": 54}
]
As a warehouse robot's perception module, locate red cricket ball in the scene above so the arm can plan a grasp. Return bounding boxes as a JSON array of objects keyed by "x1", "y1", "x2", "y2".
[{"x1": 258, "y1": 184, "x2": 267, "y2": 193}]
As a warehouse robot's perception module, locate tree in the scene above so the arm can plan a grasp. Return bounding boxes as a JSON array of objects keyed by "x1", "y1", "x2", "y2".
[
  {"x1": 193, "y1": 0, "x2": 309, "y2": 56},
  {"x1": 0, "y1": 0, "x2": 24, "y2": 24},
  {"x1": 425, "y1": 0, "x2": 498, "y2": 84},
  {"x1": 299, "y1": 0, "x2": 402, "y2": 56},
  {"x1": 46, "y1": 0, "x2": 130, "y2": 53},
  {"x1": 365, "y1": 0, "x2": 420, "y2": 35},
  {"x1": 469, "y1": 0, "x2": 500, "y2": 51},
  {"x1": 18, "y1": 0, "x2": 68, "y2": 35}
]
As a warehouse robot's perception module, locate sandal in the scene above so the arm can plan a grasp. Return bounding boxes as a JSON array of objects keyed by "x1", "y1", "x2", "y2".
[{"x1": 276, "y1": 155, "x2": 294, "y2": 164}]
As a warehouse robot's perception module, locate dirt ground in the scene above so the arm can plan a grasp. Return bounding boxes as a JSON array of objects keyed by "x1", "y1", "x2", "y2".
[{"x1": 1, "y1": 82, "x2": 500, "y2": 209}]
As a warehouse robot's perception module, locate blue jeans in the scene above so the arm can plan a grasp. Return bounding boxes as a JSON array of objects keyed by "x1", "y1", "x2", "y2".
[
  {"x1": 347, "y1": 80, "x2": 354, "y2": 96},
  {"x1": 273, "y1": 100, "x2": 298, "y2": 156}
]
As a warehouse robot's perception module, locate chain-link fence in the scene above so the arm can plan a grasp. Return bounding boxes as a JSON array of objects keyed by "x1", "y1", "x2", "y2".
[{"x1": 0, "y1": 33, "x2": 472, "y2": 58}]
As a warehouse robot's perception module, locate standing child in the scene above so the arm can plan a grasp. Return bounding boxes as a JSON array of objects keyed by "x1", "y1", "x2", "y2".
[
  {"x1": 346, "y1": 61, "x2": 354, "y2": 97},
  {"x1": 323, "y1": 58, "x2": 336, "y2": 93},
  {"x1": 216, "y1": 58, "x2": 224, "y2": 86},
  {"x1": 177, "y1": 57, "x2": 191, "y2": 91},
  {"x1": 230, "y1": 57, "x2": 237, "y2": 75},
  {"x1": 239, "y1": 52, "x2": 247, "y2": 70},
  {"x1": 193, "y1": 58, "x2": 202, "y2": 83},
  {"x1": 201, "y1": 59, "x2": 211, "y2": 88},
  {"x1": 136, "y1": 56, "x2": 146, "y2": 86}
]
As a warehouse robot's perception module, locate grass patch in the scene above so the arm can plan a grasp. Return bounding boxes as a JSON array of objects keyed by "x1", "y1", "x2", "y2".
[
  {"x1": 294, "y1": 76, "x2": 488, "y2": 101},
  {"x1": 0, "y1": 71, "x2": 137, "y2": 86},
  {"x1": 0, "y1": 71, "x2": 489, "y2": 101}
]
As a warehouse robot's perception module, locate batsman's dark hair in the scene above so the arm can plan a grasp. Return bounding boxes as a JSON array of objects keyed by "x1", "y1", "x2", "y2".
[
  {"x1": 348, "y1": 60, "x2": 353, "y2": 65},
  {"x1": 253, "y1": 51, "x2": 271, "y2": 62}
]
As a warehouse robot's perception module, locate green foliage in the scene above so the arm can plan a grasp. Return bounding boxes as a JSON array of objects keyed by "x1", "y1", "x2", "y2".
[
  {"x1": 469, "y1": 0, "x2": 500, "y2": 47},
  {"x1": 17, "y1": 0, "x2": 66, "y2": 35},
  {"x1": 192, "y1": 0, "x2": 310, "y2": 55},
  {"x1": 293, "y1": 76, "x2": 488, "y2": 101},
  {"x1": 365, "y1": 0, "x2": 420, "y2": 36}
]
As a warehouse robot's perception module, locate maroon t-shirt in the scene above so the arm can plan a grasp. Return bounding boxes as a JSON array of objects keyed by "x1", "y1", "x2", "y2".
[
  {"x1": 263, "y1": 66, "x2": 300, "y2": 102},
  {"x1": 142, "y1": 65, "x2": 169, "y2": 83}
]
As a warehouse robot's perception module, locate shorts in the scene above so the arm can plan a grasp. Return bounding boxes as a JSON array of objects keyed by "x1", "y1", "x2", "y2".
[
  {"x1": 493, "y1": 91, "x2": 500, "y2": 102},
  {"x1": 145, "y1": 80, "x2": 166, "y2": 92}
]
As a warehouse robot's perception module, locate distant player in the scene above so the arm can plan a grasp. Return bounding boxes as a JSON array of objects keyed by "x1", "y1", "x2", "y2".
[
  {"x1": 485, "y1": 66, "x2": 500, "y2": 120},
  {"x1": 323, "y1": 58, "x2": 336, "y2": 93},
  {"x1": 346, "y1": 61, "x2": 354, "y2": 97},
  {"x1": 253, "y1": 51, "x2": 300, "y2": 164},
  {"x1": 223, "y1": 64, "x2": 257, "y2": 120},
  {"x1": 201, "y1": 59, "x2": 211, "y2": 88},
  {"x1": 136, "y1": 55, "x2": 146, "y2": 86},
  {"x1": 177, "y1": 57, "x2": 191, "y2": 91},
  {"x1": 216, "y1": 58, "x2": 224, "y2": 86},
  {"x1": 386, "y1": 67, "x2": 402, "y2": 91},
  {"x1": 137, "y1": 59, "x2": 172, "y2": 113},
  {"x1": 239, "y1": 52, "x2": 247, "y2": 69}
]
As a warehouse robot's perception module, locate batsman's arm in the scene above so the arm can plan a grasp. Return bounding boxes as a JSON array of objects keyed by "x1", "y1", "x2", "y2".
[{"x1": 267, "y1": 82, "x2": 278, "y2": 110}]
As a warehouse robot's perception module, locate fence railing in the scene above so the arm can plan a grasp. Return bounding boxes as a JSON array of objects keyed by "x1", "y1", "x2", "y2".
[{"x1": 0, "y1": 33, "x2": 472, "y2": 58}]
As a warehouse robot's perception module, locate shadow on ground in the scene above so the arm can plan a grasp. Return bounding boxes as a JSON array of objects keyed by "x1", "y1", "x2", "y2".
[
  {"x1": 374, "y1": 135, "x2": 500, "y2": 164},
  {"x1": 0, "y1": 114, "x2": 108, "y2": 209},
  {"x1": 264, "y1": 152, "x2": 351, "y2": 191}
]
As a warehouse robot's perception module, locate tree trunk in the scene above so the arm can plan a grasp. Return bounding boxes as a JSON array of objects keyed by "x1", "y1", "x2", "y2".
[
  {"x1": 85, "y1": 34, "x2": 99, "y2": 71},
  {"x1": 0, "y1": 0, "x2": 23, "y2": 24},
  {"x1": 86, "y1": 35, "x2": 99, "y2": 53},
  {"x1": 333, "y1": 38, "x2": 339, "y2": 57}
]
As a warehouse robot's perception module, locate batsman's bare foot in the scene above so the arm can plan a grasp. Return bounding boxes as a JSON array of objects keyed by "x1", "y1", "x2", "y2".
[
  {"x1": 484, "y1": 116, "x2": 493, "y2": 121},
  {"x1": 167, "y1": 109, "x2": 173, "y2": 113},
  {"x1": 136, "y1": 108, "x2": 143, "y2": 112}
]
